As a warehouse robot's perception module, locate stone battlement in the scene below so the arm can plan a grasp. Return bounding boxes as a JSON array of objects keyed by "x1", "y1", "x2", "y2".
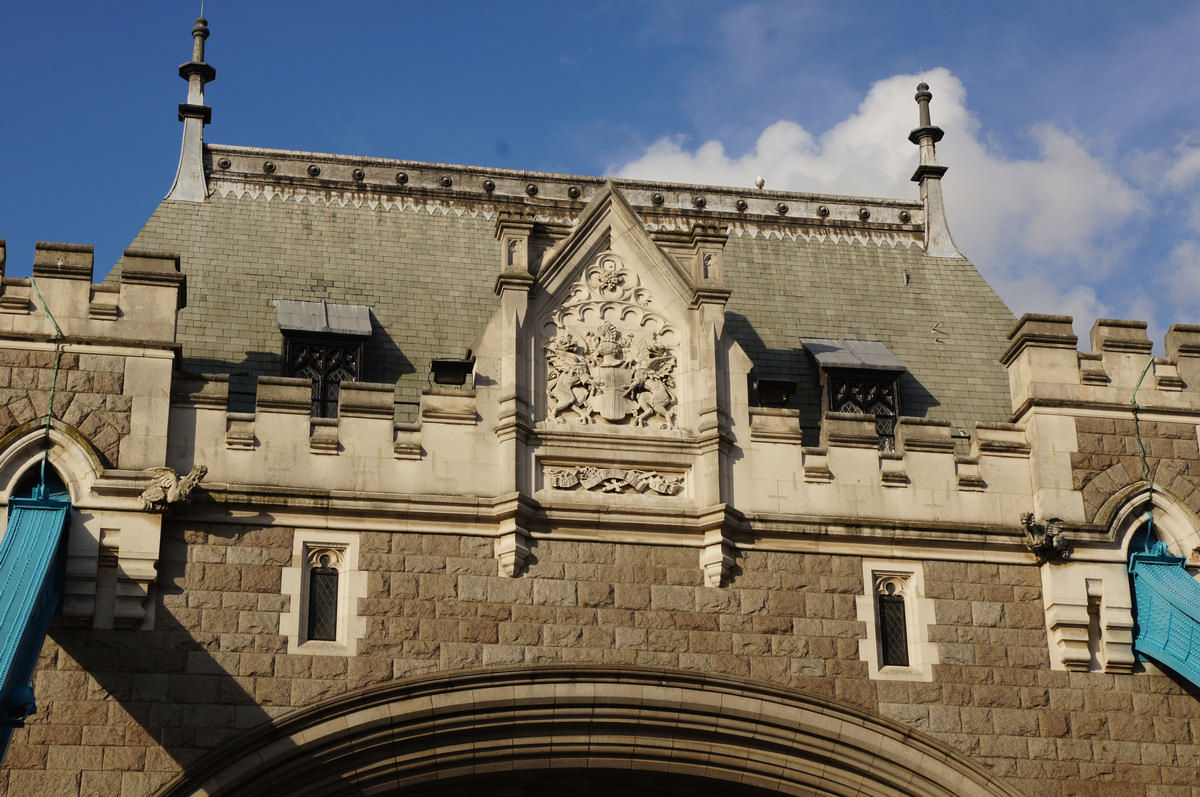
[
  {"x1": 0, "y1": 241, "x2": 185, "y2": 346},
  {"x1": 171, "y1": 371, "x2": 1034, "y2": 549},
  {"x1": 170, "y1": 373, "x2": 488, "y2": 499},
  {"x1": 1003, "y1": 314, "x2": 1200, "y2": 415}
]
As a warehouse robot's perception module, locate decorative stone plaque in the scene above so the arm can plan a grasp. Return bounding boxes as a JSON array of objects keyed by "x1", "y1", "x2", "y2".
[
  {"x1": 545, "y1": 465, "x2": 683, "y2": 496},
  {"x1": 543, "y1": 253, "x2": 679, "y2": 429}
]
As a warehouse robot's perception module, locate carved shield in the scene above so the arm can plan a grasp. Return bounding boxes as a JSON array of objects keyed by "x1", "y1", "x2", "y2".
[{"x1": 593, "y1": 364, "x2": 632, "y2": 422}]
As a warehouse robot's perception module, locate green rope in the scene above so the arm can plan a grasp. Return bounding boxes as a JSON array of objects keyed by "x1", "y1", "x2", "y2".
[
  {"x1": 29, "y1": 277, "x2": 64, "y2": 500},
  {"x1": 1130, "y1": 356, "x2": 1156, "y2": 549}
]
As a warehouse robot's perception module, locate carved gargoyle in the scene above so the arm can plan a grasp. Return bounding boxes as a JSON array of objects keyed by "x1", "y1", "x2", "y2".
[
  {"x1": 1021, "y1": 512, "x2": 1072, "y2": 562},
  {"x1": 139, "y1": 464, "x2": 208, "y2": 512}
]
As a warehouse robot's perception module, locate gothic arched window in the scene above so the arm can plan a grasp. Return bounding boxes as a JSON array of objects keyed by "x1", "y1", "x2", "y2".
[{"x1": 305, "y1": 547, "x2": 343, "y2": 643}]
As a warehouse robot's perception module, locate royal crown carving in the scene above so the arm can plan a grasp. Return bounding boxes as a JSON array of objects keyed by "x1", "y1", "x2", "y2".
[{"x1": 543, "y1": 253, "x2": 679, "y2": 429}]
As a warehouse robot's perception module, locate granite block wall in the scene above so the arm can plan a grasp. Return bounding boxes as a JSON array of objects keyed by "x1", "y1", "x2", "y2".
[
  {"x1": 0, "y1": 349, "x2": 129, "y2": 467},
  {"x1": 3, "y1": 526, "x2": 1199, "y2": 796}
]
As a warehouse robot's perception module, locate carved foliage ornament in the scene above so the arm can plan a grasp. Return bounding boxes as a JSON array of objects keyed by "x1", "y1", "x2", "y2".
[
  {"x1": 544, "y1": 253, "x2": 679, "y2": 429},
  {"x1": 547, "y1": 466, "x2": 683, "y2": 496}
]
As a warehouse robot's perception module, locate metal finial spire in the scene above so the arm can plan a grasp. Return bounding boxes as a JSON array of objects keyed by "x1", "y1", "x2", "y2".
[
  {"x1": 908, "y1": 81, "x2": 943, "y2": 146},
  {"x1": 908, "y1": 81, "x2": 959, "y2": 258},
  {"x1": 167, "y1": 16, "x2": 217, "y2": 202},
  {"x1": 915, "y1": 83, "x2": 933, "y2": 129},
  {"x1": 191, "y1": 16, "x2": 211, "y2": 64}
]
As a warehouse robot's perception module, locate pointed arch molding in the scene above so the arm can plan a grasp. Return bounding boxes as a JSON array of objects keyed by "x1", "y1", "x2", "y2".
[
  {"x1": 1084, "y1": 458, "x2": 1200, "y2": 530},
  {"x1": 1093, "y1": 477, "x2": 1200, "y2": 557},
  {"x1": 156, "y1": 666, "x2": 1022, "y2": 797},
  {"x1": 0, "y1": 418, "x2": 105, "y2": 503}
]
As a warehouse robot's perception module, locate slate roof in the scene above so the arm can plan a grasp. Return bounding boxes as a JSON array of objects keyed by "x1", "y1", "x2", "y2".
[{"x1": 120, "y1": 143, "x2": 1015, "y2": 433}]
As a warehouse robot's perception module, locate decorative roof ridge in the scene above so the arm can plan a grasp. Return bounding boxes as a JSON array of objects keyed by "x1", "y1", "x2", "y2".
[
  {"x1": 205, "y1": 143, "x2": 923, "y2": 213},
  {"x1": 206, "y1": 183, "x2": 923, "y2": 246}
]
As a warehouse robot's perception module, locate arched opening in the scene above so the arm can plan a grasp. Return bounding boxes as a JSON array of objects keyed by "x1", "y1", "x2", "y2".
[
  {"x1": 1099, "y1": 482, "x2": 1200, "y2": 560},
  {"x1": 11, "y1": 465, "x2": 70, "y2": 503},
  {"x1": 396, "y1": 768, "x2": 783, "y2": 797},
  {"x1": 156, "y1": 666, "x2": 1022, "y2": 797},
  {"x1": 0, "y1": 418, "x2": 104, "y2": 506},
  {"x1": 1114, "y1": 489, "x2": 1200, "y2": 687}
]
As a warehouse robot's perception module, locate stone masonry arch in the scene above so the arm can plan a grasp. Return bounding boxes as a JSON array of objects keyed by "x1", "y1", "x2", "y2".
[
  {"x1": 0, "y1": 418, "x2": 105, "y2": 505},
  {"x1": 155, "y1": 665, "x2": 1022, "y2": 797},
  {"x1": 1095, "y1": 478, "x2": 1200, "y2": 558}
]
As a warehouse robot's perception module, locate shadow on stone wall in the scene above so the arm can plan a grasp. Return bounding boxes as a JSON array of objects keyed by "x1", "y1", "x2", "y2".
[
  {"x1": 725, "y1": 311, "x2": 937, "y2": 446},
  {"x1": 183, "y1": 312, "x2": 414, "y2": 415},
  {"x1": 13, "y1": 520, "x2": 293, "y2": 794}
]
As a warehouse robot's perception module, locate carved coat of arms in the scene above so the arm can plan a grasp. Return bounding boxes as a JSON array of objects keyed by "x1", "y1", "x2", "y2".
[
  {"x1": 543, "y1": 252, "x2": 679, "y2": 429},
  {"x1": 546, "y1": 323, "x2": 676, "y2": 428}
]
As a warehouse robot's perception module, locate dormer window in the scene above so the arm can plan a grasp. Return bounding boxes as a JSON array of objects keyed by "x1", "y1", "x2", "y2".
[
  {"x1": 274, "y1": 300, "x2": 372, "y2": 417},
  {"x1": 828, "y1": 372, "x2": 899, "y2": 450},
  {"x1": 801, "y1": 338, "x2": 906, "y2": 451}
]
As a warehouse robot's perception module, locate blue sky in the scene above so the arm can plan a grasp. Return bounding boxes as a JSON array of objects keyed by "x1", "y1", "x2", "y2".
[{"x1": 3, "y1": 2, "x2": 1199, "y2": 345}]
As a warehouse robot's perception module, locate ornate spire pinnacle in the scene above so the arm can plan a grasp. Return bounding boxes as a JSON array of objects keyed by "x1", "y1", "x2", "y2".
[
  {"x1": 908, "y1": 82, "x2": 960, "y2": 258},
  {"x1": 167, "y1": 17, "x2": 217, "y2": 202}
]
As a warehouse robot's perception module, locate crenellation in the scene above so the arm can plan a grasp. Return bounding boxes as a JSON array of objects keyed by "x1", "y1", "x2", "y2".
[
  {"x1": 1, "y1": 245, "x2": 183, "y2": 348},
  {"x1": 1006, "y1": 313, "x2": 1200, "y2": 418},
  {"x1": 821, "y1": 411, "x2": 878, "y2": 448},
  {"x1": 898, "y1": 417, "x2": 955, "y2": 452}
]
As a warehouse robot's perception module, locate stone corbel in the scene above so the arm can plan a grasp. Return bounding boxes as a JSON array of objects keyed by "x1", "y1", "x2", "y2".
[
  {"x1": 114, "y1": 552, "x2": 158, "y2": 629},
  {"x1": 955, "y1": 455, "x2": 985, "y2": 491},
  {"x1": 802, "y1": 447, "x2": 832, "y2": 483},
  {"x1": 309, "y1": 418, "x2": 339, "y2": 454},
  {"x1": 393, "y1": 422, "x2": 421, "y2": 460},
  {"x1": 495, "y1": 523, "x2": 531, "y2": 578},
  {"x1": 494, "y1": 495, "x2": 536, "y2": 577},
  {"x1": 63, "y1": 510, "x2": 164, "y2": 630},
  {"x1": 700, "y1": 528, "x2": 735, "y2": 588},
  {"x1": 1044, "y1": 600, "x2": 1091, "y2": 671},
  {"x1": 61, "y1": 529, "x2": 101, "y2": 624},
  {"x1": 1100, "y1": 601, "x2": 1136, "y2": 674},
  {"x1": 698, "y1": 506, "x2": 741, "y2": 587},
  {"x1": 880, "y1": 451, "x2": 909, "y2": 487},
  {"x1": 1040, "y1": 564, "x2": 1135, "y2": 673}
]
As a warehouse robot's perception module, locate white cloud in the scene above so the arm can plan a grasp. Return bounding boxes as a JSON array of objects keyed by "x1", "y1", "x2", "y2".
[
  {"x1": 1163, "y1": 144, "x2": 1200, "y2": 191},
  {"x1": 1164, "y1": 240, "x2": 1200, "y2": 305},
  {"x1": 611, "y1": 68, "x2": 1146, "y2": 332}
]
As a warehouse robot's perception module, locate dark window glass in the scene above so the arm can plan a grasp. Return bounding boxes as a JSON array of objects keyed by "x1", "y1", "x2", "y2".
[
  {"x1": 879, "y1": 593, "x2": 909, "y2": 667},
  {"x1": 828, "y1": 373, "x2": 899, "y2": 451},
  {"x1": 307, "y1": 564, "x2": 339, "y2": 642},
  {"x1": 284, "y1": 336, "x2": 363, "y2": 417}
]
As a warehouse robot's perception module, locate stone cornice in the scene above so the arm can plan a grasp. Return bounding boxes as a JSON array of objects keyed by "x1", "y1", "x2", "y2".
[{"x1": 173, "y1": 484, "x2": 1038, "y2": 562}]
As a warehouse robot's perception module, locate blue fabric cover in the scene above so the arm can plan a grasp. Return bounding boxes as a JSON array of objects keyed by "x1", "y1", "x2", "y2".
[
  {"x1": 1130, "y1": 544, "x2": 1200, "y2": 687},
  {"x1": 0, "y1": 498, "x2": 70, "y2": 762}
]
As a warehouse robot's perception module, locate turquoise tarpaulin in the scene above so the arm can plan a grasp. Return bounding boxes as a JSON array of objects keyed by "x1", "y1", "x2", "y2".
[
  {"x1": 0, "y1": 498, "x2": 70, "y2": 762},
  {"x1": 1130, "y1": 543, "x2": 1200, "y2": 688}
]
